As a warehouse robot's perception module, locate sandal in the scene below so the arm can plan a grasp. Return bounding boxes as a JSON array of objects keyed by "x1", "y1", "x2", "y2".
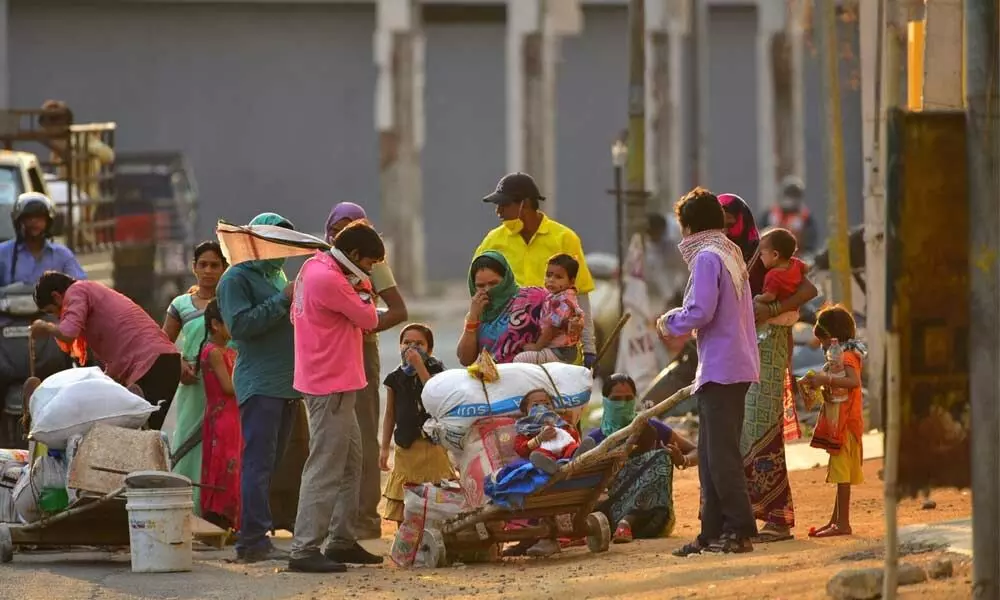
[
  {"x1": 705, "y1": 534, "x2": 754, "y2": 554},
  {"x1": 752, "y1": 524, "x2": 793, "y2": 544},
  {"x1": 813, "y1": 524, "x2": 852, "y2": 538},
  {"x1": 672, "y1": 539, "x2": 707, "y2": 557},
  {"x1": 808, "y1": 524, "x2": 833, "y2": 538},
  {"x1": 502, "y1": 540, "x2": 532, "y2": 557},
  {"x1": 612, "y1": 520, "x2": 634, "y2": 544}
]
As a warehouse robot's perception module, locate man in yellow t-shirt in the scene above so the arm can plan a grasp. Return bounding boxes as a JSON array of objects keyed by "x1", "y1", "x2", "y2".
[{"x1": 473, "y1": 172, "x2": 598, "y2": 367}]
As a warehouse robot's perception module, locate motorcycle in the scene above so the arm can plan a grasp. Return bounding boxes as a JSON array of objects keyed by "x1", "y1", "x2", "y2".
[{"x1": 0, "y1": 283, "x2": 72, "y2": 448}]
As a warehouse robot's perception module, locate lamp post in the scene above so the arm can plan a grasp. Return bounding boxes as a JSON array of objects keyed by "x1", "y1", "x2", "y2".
[{"x1": 611, "y1": 139, "x2": 628, "y2": 318}]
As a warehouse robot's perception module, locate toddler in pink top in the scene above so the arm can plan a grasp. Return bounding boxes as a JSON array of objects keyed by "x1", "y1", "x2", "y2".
[{"x1": 514, "y1": 253, "x2": 584, "y2": 364}]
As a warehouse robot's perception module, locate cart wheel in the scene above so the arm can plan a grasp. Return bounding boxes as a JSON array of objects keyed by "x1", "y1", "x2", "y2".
[
  {"x1": 586, "y1": 512, "x2": 611, "y2": 553},
  {"x1": 419, "y1": 528, "x2": 448, "y2": 568},
  {"x1": 0, "y1": 525, "x2": 13, "y2": 563}
]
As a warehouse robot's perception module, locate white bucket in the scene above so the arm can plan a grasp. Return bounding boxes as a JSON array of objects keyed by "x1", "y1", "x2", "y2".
[{"x1": 125, "y1": 486, "x2": 194, "y2": 573}]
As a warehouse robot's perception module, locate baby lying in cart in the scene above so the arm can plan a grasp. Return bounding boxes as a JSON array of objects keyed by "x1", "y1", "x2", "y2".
[{"x1": 513, "y1": 389, "x2": 595, "y2": 474}]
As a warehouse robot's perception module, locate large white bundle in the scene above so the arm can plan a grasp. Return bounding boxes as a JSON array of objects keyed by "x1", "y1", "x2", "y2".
[
  {"x1": 421, "y1": 363, "x2": 592, "y2": 452},
  {"x1": 29, "y1": 375, "x2": 160, "y2": 449},
  {"x1": 29, "y1": 367, "x2": 110, "y2": 414}
]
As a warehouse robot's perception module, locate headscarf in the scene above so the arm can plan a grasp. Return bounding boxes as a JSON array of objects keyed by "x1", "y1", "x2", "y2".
[
  {"x1": 468, "y1": 251, "x2": 520, "y2": 323},
  {"x1": 601, "y1": 396, "x2": 637, "y2": 437},
  {"x1": 325, "y1": 202, "x2": 367, "y2": 240},
  {"x1": 247, "y1": 212, "x2": 292, "y2": 291},
  {"x1": 515, "y1": 406, "x2": 569, "y2": 437},
  {"x1": 718, "y1": 193, "x2": 760, "y2": 263},
  {"x1": 678, "y1": 230, "x2": 748, "y2": 300}
]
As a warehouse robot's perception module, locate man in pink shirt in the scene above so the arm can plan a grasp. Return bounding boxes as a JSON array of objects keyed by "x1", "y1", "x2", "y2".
[
  {"x1": 287, "y1": 222, "x2": 386, "y2": 573},
  {"x1": 29, "y1": 271, "x2": 182, "y2": 429}
]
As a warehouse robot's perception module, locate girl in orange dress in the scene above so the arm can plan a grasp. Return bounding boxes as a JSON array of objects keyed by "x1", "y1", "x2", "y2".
[{"x1": 802, "y1": 305, "x2": 866, "y2": 538}]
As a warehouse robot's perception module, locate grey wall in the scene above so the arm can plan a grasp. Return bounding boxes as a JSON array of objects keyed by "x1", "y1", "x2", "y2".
[{"x1": 9, "y1": 1, "x2": 863, "y2": 282}]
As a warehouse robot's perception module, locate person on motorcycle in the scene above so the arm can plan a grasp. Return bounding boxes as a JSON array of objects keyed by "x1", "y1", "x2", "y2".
[
  {"x1": 0, "y1": 192, "x2": 85, "y2": 287},
  {"x1": 759, "y1": 176, "x2": 817, "y2": 254}
]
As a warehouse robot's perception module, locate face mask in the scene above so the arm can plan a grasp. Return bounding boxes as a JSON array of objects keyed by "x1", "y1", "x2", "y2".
[
  {"x1": 502, "y1": 201, "x2": 526, "y2": 234},
  {"x1": 601, "y1": 397, "x2": 637, "y2": 436},
  {"x1": 400, "y1": 344, "x2": 429, "y2": 376},
  {"x1": 528, "y1": 403, "x2": 550, "y2": 417}
]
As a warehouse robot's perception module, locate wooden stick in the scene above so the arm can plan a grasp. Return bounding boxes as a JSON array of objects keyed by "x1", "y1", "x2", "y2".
[
  {"x1": 591, "y1": 313, "x2": 631, "y2": 375},
  {"x1": 16, "y1": 485, "x2": 126, "y2": 533},
  {"x1": 89, "y1": 466, "x2": 225, "y2": 492}
]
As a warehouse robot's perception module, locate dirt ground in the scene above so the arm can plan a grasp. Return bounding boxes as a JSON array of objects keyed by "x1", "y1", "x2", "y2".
[{"x1": 2, "y1": 457, "x2": 973, "y2": 600}]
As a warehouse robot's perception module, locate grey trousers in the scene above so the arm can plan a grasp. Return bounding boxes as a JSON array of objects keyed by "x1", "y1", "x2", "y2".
[
  {"x1": 289, "y1": 392, "x2": 361, "y2": 559},
  {"x1": 355, "y1": 336, "x2": 382, "y2": 533}
]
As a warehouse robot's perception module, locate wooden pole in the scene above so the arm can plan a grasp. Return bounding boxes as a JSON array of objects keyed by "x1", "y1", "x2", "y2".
[
  {"x1": 965, "y1": 0, "x2": 1000, "y2": 595},
  {"x1": 818, "y1": 0, "x2": 852, "y2": 310},
  {"x1": 375, "y1": 0, "x2": 426, "y2": 296},
  {"x1": 626, "y1": 0, "x2": 647, "y2": 240}
]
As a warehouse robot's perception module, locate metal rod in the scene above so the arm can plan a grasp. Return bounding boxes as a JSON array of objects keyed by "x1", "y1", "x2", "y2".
[
  {"x1": 965, "y1": 0, "x2": 1000, "y2": 595},
  {"x1": 614, "y1": 164, "x2": 625, "y2": 318},
  {"x1": 882, "y1": 332, "x2": 902, "y2": 599},
  {"x1": 89, "y1": 466, "x2": 225, "y2": 491}
]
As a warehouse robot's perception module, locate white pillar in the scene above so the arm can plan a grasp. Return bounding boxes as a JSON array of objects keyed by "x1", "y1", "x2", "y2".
[
  {"x1": 645, "y1": 0, "x2": 668, "y2": 212},
  {"x1": 506, "y1": 0, "x2": 581, "y2": 216},
  {"x1": 756, "y1": 0, "x2": 783, "y2": 212},
  {"x1": 0, "y1": 0, "x2": 9, "y2": 109},
  {"x1": 666, "y1": 0, "x2": 688, "y2": 204},
  {"x1": 375, "y1": 0, "x2": 425, "y2": 296},
  {"x1": 922, "y1": 0, "x2": 964, "y2": 109}
]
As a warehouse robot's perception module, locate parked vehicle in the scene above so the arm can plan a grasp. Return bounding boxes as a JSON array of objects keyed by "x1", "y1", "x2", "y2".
[{"x1": 0, "y1": 283, "x2": 71, "y2": 448}]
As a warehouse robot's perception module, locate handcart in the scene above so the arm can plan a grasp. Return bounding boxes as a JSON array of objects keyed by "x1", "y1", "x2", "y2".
[{"x1": 434, "y1": 383, "x2": 695, "y2": 561}]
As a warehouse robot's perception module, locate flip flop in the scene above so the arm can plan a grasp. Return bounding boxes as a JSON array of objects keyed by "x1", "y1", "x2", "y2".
[
  {"x1": 813, "y1": 524, "x2": 852, "y2": 538},
  {"x1": 808, "y1": 524, "x2": 833, "y2": 538}
]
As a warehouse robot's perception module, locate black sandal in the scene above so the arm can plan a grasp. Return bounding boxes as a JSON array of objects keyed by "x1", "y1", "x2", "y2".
[
  {"x1": 705, "y1": 534, "x2": 754, "y2": 554},
  {"x1": 672, "y1": 539, "x2": 706, "y2": 557}
]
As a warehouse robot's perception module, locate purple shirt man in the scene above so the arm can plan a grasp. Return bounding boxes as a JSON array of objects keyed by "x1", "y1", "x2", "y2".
[
  {"x1": 662, "y1": 251, "x2": 759, "y2": 390},
  {"x1": 660, "y1": 187, "x2": 759, "y2": 556}
]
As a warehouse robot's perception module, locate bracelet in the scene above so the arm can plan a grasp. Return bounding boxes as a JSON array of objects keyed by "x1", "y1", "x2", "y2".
[
  {"x1": 528, "y1": 437, "x2": 539, "y2": 450},
  {"x1": 464, "y1": 320, "x2": 479, "y2": 332}
]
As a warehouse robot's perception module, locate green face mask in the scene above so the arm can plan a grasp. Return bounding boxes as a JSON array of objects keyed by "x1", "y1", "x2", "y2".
[{"x1": 601, "y1": 396, "x2": 637, "y2": 436}]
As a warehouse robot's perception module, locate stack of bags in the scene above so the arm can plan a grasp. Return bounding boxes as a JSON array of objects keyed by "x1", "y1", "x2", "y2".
[{"x1": 2, "y1": 368, "x2": 160, "y2": 524}]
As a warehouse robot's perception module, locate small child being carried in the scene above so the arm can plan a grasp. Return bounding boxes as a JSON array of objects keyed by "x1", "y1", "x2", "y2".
[
  {"x1": 514, "y1": 389, "x2": 595, "y2": 474},
  {"x1": 754, "y1": 228, "x2": 809, "y2": 307},
  {"x1": 514, "y1": 253, "x2": 585, "y2": 365}
]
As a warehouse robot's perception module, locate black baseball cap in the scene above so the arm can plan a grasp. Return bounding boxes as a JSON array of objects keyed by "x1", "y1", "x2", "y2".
[{"x1": 482, "y1": 172, "x2": 545, "y2": 205}]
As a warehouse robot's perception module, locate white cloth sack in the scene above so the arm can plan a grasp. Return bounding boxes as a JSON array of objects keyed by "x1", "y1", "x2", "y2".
[
  {"x1": 421, "y1": 363, "x2": 592, "y2": 452},
  {"x1": 28, "y1": 367, "x2": 110, "y2": 416},
  {"x1": 29, "y1": 375, "x2": 159, "y2": 449}
]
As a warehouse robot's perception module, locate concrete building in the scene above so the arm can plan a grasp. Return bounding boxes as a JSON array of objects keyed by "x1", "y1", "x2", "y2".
[{"x1": 1, "y1": 0, "x2": 863, "y2": 282}]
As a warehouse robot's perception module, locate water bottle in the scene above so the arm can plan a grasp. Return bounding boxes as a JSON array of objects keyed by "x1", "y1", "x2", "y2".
[{"x1": 826, "y1": 338, "x2": 848, "y2": 403}]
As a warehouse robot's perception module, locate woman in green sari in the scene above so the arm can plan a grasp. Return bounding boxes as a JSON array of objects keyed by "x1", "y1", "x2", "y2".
[{"x1": 162, "y1": 241, "x2": 228, "y2": 511}]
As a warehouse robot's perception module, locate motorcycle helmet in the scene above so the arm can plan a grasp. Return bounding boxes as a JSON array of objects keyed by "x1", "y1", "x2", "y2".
[{"x1": 11, "y1": 192, "x2": 56, "y2": 237}]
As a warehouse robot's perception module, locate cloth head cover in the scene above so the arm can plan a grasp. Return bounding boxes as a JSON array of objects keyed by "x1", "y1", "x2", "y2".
[
  {"x1": 468, "y1": 250, "x2": 520, "y2": 323},
  {"x1": 247, "y1": 212, "x2": 292, "y2": 291},
  {"x1": 718, "y1": 193, "x2": 760, "y2": 264},
  {"x1": 677, "y1": 230, "x2": 749, "y2": 300},
  {"x1": 601, "y1": 396, "x2": 637, "y2": 437},
  {"x1": 515, "y1": 408, "x2": 568, "y2": 438},
  {"x1": 325, "y1": 202, "x2": 368, "y2": 239}
]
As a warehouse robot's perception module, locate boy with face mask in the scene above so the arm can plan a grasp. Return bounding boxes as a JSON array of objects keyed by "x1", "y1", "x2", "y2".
[{"x1": 473, "y1": 172, "x2": 599, "y2": 368}]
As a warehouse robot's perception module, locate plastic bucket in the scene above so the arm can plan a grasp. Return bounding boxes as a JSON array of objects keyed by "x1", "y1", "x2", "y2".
[{"x1": 125, "y1": 486, "x2": 194, "y2": 573}]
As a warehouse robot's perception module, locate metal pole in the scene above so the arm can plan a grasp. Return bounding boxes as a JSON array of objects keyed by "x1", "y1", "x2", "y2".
[
  {"x1": 965, "y1": 0, "x2": 1000, "y2": 595},
  {"x1": 615, "y1": 164, "x2": 625, "y2": 318},
  {"x1": 626, "y1": 0, "x2": 647, "y2": 241},
  {"x1": 818, "y1": 0, "x2": 852, "y2": 310}
]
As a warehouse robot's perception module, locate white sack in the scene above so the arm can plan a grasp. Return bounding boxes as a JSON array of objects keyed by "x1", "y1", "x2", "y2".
[
  {"x1": 421, "y1": 362, "x2": 592, "y2": 452},
  {"x1": 30, "y1": 378, "x2": 159, "y2": 449}
]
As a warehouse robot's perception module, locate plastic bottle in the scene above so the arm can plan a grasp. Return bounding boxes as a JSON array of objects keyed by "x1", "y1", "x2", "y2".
[{"x1": 826, "y1": 338, "x2": 848, "y2": 403}]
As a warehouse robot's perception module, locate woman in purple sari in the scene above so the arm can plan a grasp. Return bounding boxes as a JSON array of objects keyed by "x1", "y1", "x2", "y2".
[{"x1": 457, "y1": 251, "x2": 546, "y2": 365}]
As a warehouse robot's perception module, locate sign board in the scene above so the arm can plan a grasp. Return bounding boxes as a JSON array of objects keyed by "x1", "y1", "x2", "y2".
[{"x1": 886, "y1": 109, "x2": 969, "y2": 496}]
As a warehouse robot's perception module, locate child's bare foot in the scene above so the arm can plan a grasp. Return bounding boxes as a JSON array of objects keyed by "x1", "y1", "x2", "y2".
[{"x1": 813, "y1": 524, "x2": 852, "y2": 538}]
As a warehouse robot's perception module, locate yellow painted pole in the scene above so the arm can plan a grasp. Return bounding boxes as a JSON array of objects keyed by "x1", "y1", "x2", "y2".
[
  {"x1": 907, "y1": 19, "x2": 925, "y2": 110},
  {"x1": 819, "y1": 0, "x2": 852, "y2": 311}
]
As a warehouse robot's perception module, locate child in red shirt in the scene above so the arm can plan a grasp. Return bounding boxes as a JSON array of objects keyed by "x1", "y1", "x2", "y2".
[
  {"x1": 755, "y1": 228, "x2": 809, "y2": 305},
  {"x1": 514, "y1": 389, "x2": 595, "y2": 474}
]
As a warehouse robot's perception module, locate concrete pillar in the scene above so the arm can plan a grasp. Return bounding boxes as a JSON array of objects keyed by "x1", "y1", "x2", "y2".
[
  {"x1": 756, "y1": 0, "x2": 784, "y2": 212},
  {"x1": 922, "y1": 0, "x2": 964, "y2": 110},
  {"x1": 506, "y1": 0, "x2": 581, "y2": 215},
  {"x1": 646, "y1": 0, "x2": 689, "y2": 213},
  {"x1": 375, "y1": 0, "x2": 425, "y2": 296}
]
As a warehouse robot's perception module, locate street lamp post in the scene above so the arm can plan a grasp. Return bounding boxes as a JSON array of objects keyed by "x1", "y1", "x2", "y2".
[{"x1": 611, "y1": 139, "x2": 628, "y2": 319}]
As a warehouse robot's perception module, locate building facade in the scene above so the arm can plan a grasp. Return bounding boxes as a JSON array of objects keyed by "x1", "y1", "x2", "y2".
[{"x1": 3, "y1": 0, "x2": 863, "y2": 281}]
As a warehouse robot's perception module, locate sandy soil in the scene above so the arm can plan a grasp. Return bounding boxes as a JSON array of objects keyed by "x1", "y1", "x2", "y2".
[{"x1": 2, "y1": 457, "x2": 973, "y2": 600}]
